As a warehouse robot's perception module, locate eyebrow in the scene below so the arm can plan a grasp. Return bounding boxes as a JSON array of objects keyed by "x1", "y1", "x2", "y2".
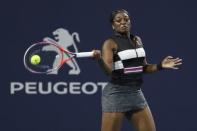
[
  {"x1": 115, "y1": 14, "x2": 129, "y2": 18},
  {"x1": 115, "y1": 16, "x2": 129, "y2": 19}
]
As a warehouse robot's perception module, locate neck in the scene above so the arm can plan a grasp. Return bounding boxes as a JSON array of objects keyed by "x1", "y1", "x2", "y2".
[{"x1": 114, "y1": 31, "x2": 131, "y2": 38}]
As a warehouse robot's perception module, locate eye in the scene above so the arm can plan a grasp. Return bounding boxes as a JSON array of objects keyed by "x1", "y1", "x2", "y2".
[
  {"x1": 114, "y1": 17, "x2": 130, "y2": 23},
  {"x1": 114, "y1": 18, "x2": 121, "y2": 23},
  {"x1": 124, "y1": 17, "x2": 130, "y2": 22}
]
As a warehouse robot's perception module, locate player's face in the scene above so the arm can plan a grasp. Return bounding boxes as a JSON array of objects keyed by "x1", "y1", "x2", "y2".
[{"x1": 112, "y1": 12, "x2": 131, "y2": 34}]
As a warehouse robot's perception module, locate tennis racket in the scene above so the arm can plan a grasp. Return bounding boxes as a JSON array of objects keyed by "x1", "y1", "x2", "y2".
[{"x1": 23, "y1": 38, "x2": 94, "y2": 74}]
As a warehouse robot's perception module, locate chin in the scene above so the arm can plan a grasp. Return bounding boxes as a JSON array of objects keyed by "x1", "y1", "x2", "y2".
[
  {"x1": 120, "y1": 29, "x2": 129, "y2": 33},
  {"x1": 118, "y1": 31, "x2": 128, "y2": 34}
]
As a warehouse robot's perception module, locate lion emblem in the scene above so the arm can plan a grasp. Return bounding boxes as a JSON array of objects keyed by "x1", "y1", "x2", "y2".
[{"x1": 43, "y1": 28, "x2": 81, "y2": 75}]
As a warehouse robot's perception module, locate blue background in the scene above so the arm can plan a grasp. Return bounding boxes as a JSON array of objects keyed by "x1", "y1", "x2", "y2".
[{"x1": 1, "y1": 0, "x2": 197, "y2": 131}]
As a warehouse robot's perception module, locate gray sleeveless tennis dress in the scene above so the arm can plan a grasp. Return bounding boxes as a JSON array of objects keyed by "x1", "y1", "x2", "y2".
[{"x1": 102, "y1": 33, "x2": 148, "y2": 112}]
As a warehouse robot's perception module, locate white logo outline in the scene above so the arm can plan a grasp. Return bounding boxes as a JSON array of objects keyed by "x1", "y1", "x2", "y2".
[{"x1": 43, "y1": 28, "x2": 81, "y2": 75}]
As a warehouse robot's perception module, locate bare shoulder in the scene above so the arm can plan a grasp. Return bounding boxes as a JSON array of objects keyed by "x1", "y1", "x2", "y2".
[{"x1": 102, "y1": 38, "x2": 117, "y2": 50}]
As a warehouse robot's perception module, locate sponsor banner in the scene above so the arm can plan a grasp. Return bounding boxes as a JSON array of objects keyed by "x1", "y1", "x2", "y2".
[{"x1": 10, "y1": 81, "x2": 107, "y2": 95}]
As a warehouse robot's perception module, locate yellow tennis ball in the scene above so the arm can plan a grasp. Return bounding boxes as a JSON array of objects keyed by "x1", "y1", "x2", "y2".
[{"x1": 30, "y1": 55, "x2": 41, "y2": 65}]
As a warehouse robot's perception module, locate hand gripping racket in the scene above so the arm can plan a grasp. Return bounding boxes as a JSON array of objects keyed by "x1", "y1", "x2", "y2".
[{"x1": 23, "y1": 38, "x2": 94, "y2": 74}]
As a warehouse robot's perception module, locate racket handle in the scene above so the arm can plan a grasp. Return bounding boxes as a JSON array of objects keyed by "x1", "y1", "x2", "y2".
[{"x1": 76, "y1": 52, "x2": 94, "y2": 57}]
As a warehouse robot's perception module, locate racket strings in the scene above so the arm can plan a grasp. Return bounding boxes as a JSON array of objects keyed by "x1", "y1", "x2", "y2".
[
  {"x1": 24, "y1": 41, "x2": 78, "y2": 74},
  {"x1": 24, "y1": 43, "x2": 63, "y2": 73}
]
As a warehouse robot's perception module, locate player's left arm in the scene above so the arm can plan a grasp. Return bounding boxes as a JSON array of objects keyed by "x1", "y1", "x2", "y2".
[
  {"x1": 143, "y1": 56, "x2": 183, "y2": 73},
  {"x1": 143, "y1": 58, "x2": 159, "y2": 73},
  {"x1": 134, "y1": 36, "x2": 183, "y2": 73}
]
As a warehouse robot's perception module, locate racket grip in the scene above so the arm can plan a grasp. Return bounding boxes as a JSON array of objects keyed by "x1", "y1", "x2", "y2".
[{"x1": 76, "y1": 52, "x2": 94, "y2": 57}]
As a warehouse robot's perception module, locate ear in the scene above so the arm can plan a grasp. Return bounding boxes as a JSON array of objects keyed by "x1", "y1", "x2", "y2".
[
  {"x1": 112, "y1": 25, "x2": 115, "y2": 30},
  {"x1": 134, "y1": 36, "x2": 143, "y2": 46}
]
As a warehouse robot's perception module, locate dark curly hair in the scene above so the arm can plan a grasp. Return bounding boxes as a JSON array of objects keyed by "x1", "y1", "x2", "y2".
[{"x1": 109, "y1": 9, "x2": 129, "y2": 23}]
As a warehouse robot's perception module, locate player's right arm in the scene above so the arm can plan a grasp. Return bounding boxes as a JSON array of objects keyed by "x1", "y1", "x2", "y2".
[{"x1": 98, "y1": 39, "x2": 117, "y2": 75}]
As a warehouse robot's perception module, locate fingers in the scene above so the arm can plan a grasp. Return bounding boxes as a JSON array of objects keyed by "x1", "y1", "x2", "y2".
[
  {"x1": 164, "y1": 56, "x2": 183, "y2": 64},
  {"x1": 175, "y1": 62, "x2": 182, "y2": 66},
  {"x1": 165, "y1": 56, "x2": 173, "y2": 59},
  {"x1": 173, "y1": 57, "x2": 180, "y2": 61},
  {"x1": 172, "y1": 57, "x2": 183, "y2": 69},
  {"x1": 172, "y1": 59, "x2": 182, "y2": 69},
  {"x1": 93, "y1": 50, "x2": 101, "y2": 56},
  {"x1": 171, "y1": 66, "x2": 179, "y2": 69},
  {"x1": 174, "y1": 58, "x2": 182, "y2": 62},
  {"x1": 163, "y1": 56, "x2": 183, "y2": 70},
  {"x1": 92, "y1": 49, "x2": 101, "y2": 60}
]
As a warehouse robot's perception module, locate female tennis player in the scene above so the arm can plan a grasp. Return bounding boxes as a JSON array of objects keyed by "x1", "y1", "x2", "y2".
[{"x1": 92, "y1": 9, "x2": 182, "y2": 131}]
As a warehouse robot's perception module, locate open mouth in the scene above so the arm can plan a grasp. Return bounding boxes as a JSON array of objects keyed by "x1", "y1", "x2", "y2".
[
  {"x1": 121, "y1": 25, "x2": 128, "y2": 28},
  {"x1": 120, "y1": 25, "x2": 128, "y2": 30},
  {"x1": 121, "y1": 25, "x2": 128, "y2": 29}
]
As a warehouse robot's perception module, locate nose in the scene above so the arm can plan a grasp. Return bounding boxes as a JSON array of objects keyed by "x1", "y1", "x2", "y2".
[{"x1": 120, "y1": 19, "x2": 127, "y2": 24}]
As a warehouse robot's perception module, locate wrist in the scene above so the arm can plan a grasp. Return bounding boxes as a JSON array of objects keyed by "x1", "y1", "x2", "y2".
[{"x1": 157, "y1": 63, "x2": 164, "y2": 71}]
